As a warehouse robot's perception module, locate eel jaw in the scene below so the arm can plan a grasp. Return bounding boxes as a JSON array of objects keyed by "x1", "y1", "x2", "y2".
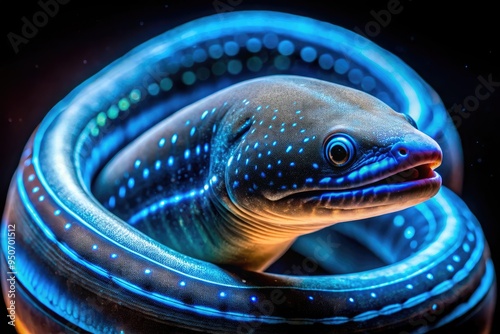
[
  {"x1": 267, "y1": 161, "x2": 442, "y2": 225},
  {"x1": 360, "y1": 162, "x2": 441, "y2": 199}
]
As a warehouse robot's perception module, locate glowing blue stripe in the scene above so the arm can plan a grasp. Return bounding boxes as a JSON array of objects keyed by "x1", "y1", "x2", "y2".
[
  {"x1": 414, "y1": 200, "x2": 437, "y2": 242},
  {"x1": 434, "y1": 259, "x2": 495, "y2": 328},
  {"x1": 128, "y1": 189, "x2": 204, "y2": 225}
]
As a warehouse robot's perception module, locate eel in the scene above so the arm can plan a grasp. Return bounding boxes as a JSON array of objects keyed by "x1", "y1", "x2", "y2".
[
  {"x1": 1, "y1": 10, "x2": 496, "y2": 334},
  {"x1": 93, "y1": 75, "x2": 443, "y2": 272}
]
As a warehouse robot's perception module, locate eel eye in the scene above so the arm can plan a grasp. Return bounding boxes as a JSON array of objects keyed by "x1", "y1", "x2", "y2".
[{"x1": 324, "y1": 134, "x2": 356, "y2": 167}]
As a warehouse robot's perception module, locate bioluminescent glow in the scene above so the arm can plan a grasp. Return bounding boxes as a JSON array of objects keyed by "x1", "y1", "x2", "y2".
[{"x1": 1, "y1": 10, "x2": 495, "y2": 334}]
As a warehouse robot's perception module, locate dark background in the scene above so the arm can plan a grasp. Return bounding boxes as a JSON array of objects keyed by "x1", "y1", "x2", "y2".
[{"x1": 1, "y1": 1, "x2": 498, "y2": 333}]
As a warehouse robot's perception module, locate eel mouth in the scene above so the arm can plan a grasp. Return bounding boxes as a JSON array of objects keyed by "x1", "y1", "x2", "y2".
[
  {"x1": 369, "y1": 163, "x2": 438, "y2": 189},
  {"x1": 275, "y1": 160, "x2": 442, "y2": 209}
]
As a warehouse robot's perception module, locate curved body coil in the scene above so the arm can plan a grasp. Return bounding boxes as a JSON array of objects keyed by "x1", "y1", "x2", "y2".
[{"x1": 1, "y1": 11, "x2": 496, "y2": 333}]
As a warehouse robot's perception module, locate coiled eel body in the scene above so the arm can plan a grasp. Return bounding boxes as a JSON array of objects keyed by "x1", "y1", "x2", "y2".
[{"x1": 1, "y1": 10, "x2": 496, "y2": 333}]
